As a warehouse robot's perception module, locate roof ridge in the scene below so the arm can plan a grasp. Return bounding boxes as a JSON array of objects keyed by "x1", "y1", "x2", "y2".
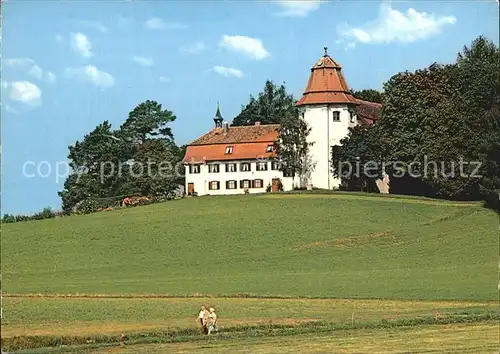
[{"x1": 228, "y1": 124, "x2": 280, "y2": 128}]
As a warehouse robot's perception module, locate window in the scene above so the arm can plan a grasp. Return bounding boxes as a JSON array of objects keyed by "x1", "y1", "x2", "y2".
[
  {"x1": 208, "y1": 181, "x2": 220, "y2": 190},
  {"x1": 209, "y1": 164, "x2": 220, "y2": 173},
  {"x1": 271, "y1": 160, "x2": 280, "y2": 170},
  {"x1": 253, "y1": 179, "x2": 264, "y2": 188},
  {"x1": 266, "y1": 144, "x2": 274, "y2": 153},
  {"x1": 349, "y1": 111, "x2": 355, "y2": 123},
  {"x1": 240, "y1": 179, "x2": 251, "y2": 189},
  {"x1": 256, "y1": 161, "x2": 268, "y2": 171},
  {"x1": 332, "y1": 111, "x2": 340, "y2": 122},
  {"x1": 189, "y1": 164, "x2": 200, "y2": 174},
  {"x1": 240, "y1": 162, "x2": 251, "y2": 172},
  {"x1": 226, "y1": 180, "x2": 237, "y2": 189},
  {"x1": 283, "y1": 169, "x2": 294, "y2": 178},
  {"x1": 226, "y1": 163, "x2": 237, "y2": 172},
  {"x1": 225, "y1": 146, "x2": 233, "y2": 154}
]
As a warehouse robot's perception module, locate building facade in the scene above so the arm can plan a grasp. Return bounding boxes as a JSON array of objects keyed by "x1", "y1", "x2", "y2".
[{"x1": 183, "y1": 49, "x2": 381, "y2": 196}]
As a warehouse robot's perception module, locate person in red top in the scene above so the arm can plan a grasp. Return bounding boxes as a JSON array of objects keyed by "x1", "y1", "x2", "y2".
[{"x1": 122, "y1": 197, "x2": 131, "y2": 206}]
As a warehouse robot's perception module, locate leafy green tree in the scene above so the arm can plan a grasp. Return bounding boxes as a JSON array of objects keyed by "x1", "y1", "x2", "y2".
[
  {"x1": 351, "y1": 89, "x2": 384, "y2": 104},
  {"x1": 454, "y1": 36, "x2": 500, "y2": 208},
  {"x1": 334, "y1": 36, "x2": 500, "y2": 206},
  {"x1": 59, "y1": 101, "x2": 182, "y2": 213},
  {"x1": 123, "y1": 139, "x2": 179, "y2": 196},
  {"x1": 232, "y1": 80, "x2": 296, "y2": 126},
  {"x1": 119, "y1": 100, "x2": 176, "y2": 143},
  {"x1": 275, "y1": 110, "x2": 314, "y2": 187},
  {"x1": 331, "y1": 125, "x2": 382, "y2": 192},
  {"x1": 59, "y1": 121, "x2": 122, "y2": 212}
]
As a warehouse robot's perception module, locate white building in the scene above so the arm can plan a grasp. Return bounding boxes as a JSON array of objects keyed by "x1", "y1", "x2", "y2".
[{"x1": 183, "y1": 48, "x2": 381, "y2": 196}]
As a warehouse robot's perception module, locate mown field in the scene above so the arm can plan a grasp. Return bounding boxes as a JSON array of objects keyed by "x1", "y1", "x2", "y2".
[
  {"x1": 2, "y1": 192, "x2": 498, "y2": 352},
  {"x1": 93, "y1": 323, "x2": 499, "y2": 354}
]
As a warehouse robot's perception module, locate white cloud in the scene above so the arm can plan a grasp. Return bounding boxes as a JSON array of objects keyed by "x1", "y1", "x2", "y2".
[
  {"x1": 4, "y1": 58, "x2": 56, "y2": 83},
  {"x1": 213, "y1": 66, "x2": 244, "y2": 78},
  {"x1": 275, "y1": 0, "x2": 321, "y2": 17},
  {"x1": 8, "y1": 81, "x2": 42, "y2": 106},
  {"x1": 220, "y1": 35, "x2": 269, "y2": 60},
  {"x1": 338, "y1": 3, "x2": 457, "y2": 46},
  {"x1": 132, "y1": 56, "x2": 154, "y2": 67},
  {"x1": 56, "y1": 34, "x2": 63, "y2": 42},
  {"x1": 159, "y1": 76, "x2": 170, "y2": 83},
  {"x1": 4, "y1": 57, "x2": 44, "y2": 80},
  {"x1": 77, "y1": 20, "x2": 108, "y2": 33},
  {"x1": 144, "y1": 17, "x2": 188, "y2": 30},
  {"x1": 64, "y1": 65, "x2": 115, "y2": 89},
  {"x1": 45, "y1": 71, "x2": 57, "y2": 84},
  {"x1": 179, "y1": 41, "x2": 207, "y2": 54},
  {"x1": 70, "y1": 32, "x2": 93, "y2": 58}
]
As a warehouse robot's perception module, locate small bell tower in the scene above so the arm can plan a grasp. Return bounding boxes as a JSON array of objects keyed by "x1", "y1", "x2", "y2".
[{"x1": 213, "y1": 101, "x2": 223, "y2": 128}]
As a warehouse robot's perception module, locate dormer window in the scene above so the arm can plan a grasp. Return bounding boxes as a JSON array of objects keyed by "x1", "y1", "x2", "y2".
[
  {"x1": 225, "y1": 146, "x2": 233, "y2": 154},
  {"x1": 332, "y1": 111, "x2": 340, "y2": 122},
  {"x1": 266, "y1": 144, "x2": 273, "y2": 153}
]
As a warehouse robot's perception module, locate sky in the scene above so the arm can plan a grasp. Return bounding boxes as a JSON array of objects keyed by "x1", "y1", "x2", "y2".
[{"x1": 2, "y1": 0, "x2": 499, "y2": 214}]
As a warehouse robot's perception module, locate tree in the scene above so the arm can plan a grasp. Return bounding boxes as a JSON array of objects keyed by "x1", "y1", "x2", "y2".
[
  {"x1": 119, "y1": 100, "x2": 176, "y2": 143},
  {"x1": 59, "y1": 100, "x2": 182, "y2": 213},
  {"x1": 351, "y1": 89, "x2": 384, "y2": 104},
  {"x1": 58, "y1": 121, "x2": 123, "y2": 212},
  {"x1": 232, "y1": 80, "x2": 297, "y2": 126},
  {"x1": 331, "y1": 125, "x2": 382, "y2": 192},
  {"x1": 454, "y1": 36, "x2": 500, "y2": 208},
  {"x1": 175, "y1": 144, "x2": 187, "y2": 186},
  {"x1": 333, "y1": 36, "x2": 500, "y2": 206},
  {"x1": 123, "y1": 139, "x2": 179, "y2": 197},
  {"x1": 275, "y1": 110, "x2": 314, "y2": 187}
]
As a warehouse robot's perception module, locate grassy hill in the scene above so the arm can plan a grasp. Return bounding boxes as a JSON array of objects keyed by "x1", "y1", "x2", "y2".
[
  {"x1": 2, "y1": 192, "x2": 498, "y2": 352},
  {"x1": 3, "y1": 193, "x2": 497, "y2": 301}
]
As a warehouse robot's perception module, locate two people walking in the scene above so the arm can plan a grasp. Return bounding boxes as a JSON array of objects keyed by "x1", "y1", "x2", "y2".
[{"x1": 198, "y1": 305, "x2": 218, "y2": 335}]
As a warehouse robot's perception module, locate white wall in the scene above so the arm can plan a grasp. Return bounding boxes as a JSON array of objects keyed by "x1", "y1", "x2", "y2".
[
  {"x1": 185, "y1": 160, "x2": 294, "y2": 196},
  {"x1": 301, "y1": 104, "x2": 357, "y2": 190}
]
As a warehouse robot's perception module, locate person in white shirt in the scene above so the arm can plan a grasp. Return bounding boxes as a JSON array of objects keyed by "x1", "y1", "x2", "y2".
[
  {"x1": 207, "y1": 307, "x2": 218, "y2": 335},
  {"x1": 197, "y1": 305, "x2": 209, "y2": 334}
]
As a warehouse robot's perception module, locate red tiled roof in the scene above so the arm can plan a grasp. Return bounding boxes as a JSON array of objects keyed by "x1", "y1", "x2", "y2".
[
  {"x1": 184, "y1": 124, "x2": 279, "y2": 163},
  {"x1": 296, "y1": 52, "x2": 358, "y2": 107},
  {"x1": 188, "y1": 124, "x2": 279, "y2": 145},
  {"x1": 184, "y1": 142, "x2": 276, "y2": 163},
  {"x1": 356, "y1": 99, "x2": 382, "y2": 127}
]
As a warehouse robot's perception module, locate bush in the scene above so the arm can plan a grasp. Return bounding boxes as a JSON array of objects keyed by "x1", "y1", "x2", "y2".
[
  {"x1": 33, "y1": 207, "x2": 56, "y2": 220},
  {"x1": 75, "y1": 199, "x2": 102, "y2": 215},
  {"x1": 2, "y1": 207, "x2": 57, "y2": 223},
  {"x1": 2, "y1": 214, "x2": 16, "y2": 223}
]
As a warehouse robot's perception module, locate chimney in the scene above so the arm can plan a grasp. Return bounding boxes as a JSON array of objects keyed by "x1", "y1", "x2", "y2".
[
  {"x1": 223, "y1": 121, "x2": 229, "y2": 133},
  {"x1": 254, "y1": 121, "x2": 261, "y2": 126}
]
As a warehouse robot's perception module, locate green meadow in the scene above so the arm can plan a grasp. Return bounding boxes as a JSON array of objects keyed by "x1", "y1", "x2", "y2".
[{"x1": 2, "y1": 193, "x2": 498, "y2": 352}]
